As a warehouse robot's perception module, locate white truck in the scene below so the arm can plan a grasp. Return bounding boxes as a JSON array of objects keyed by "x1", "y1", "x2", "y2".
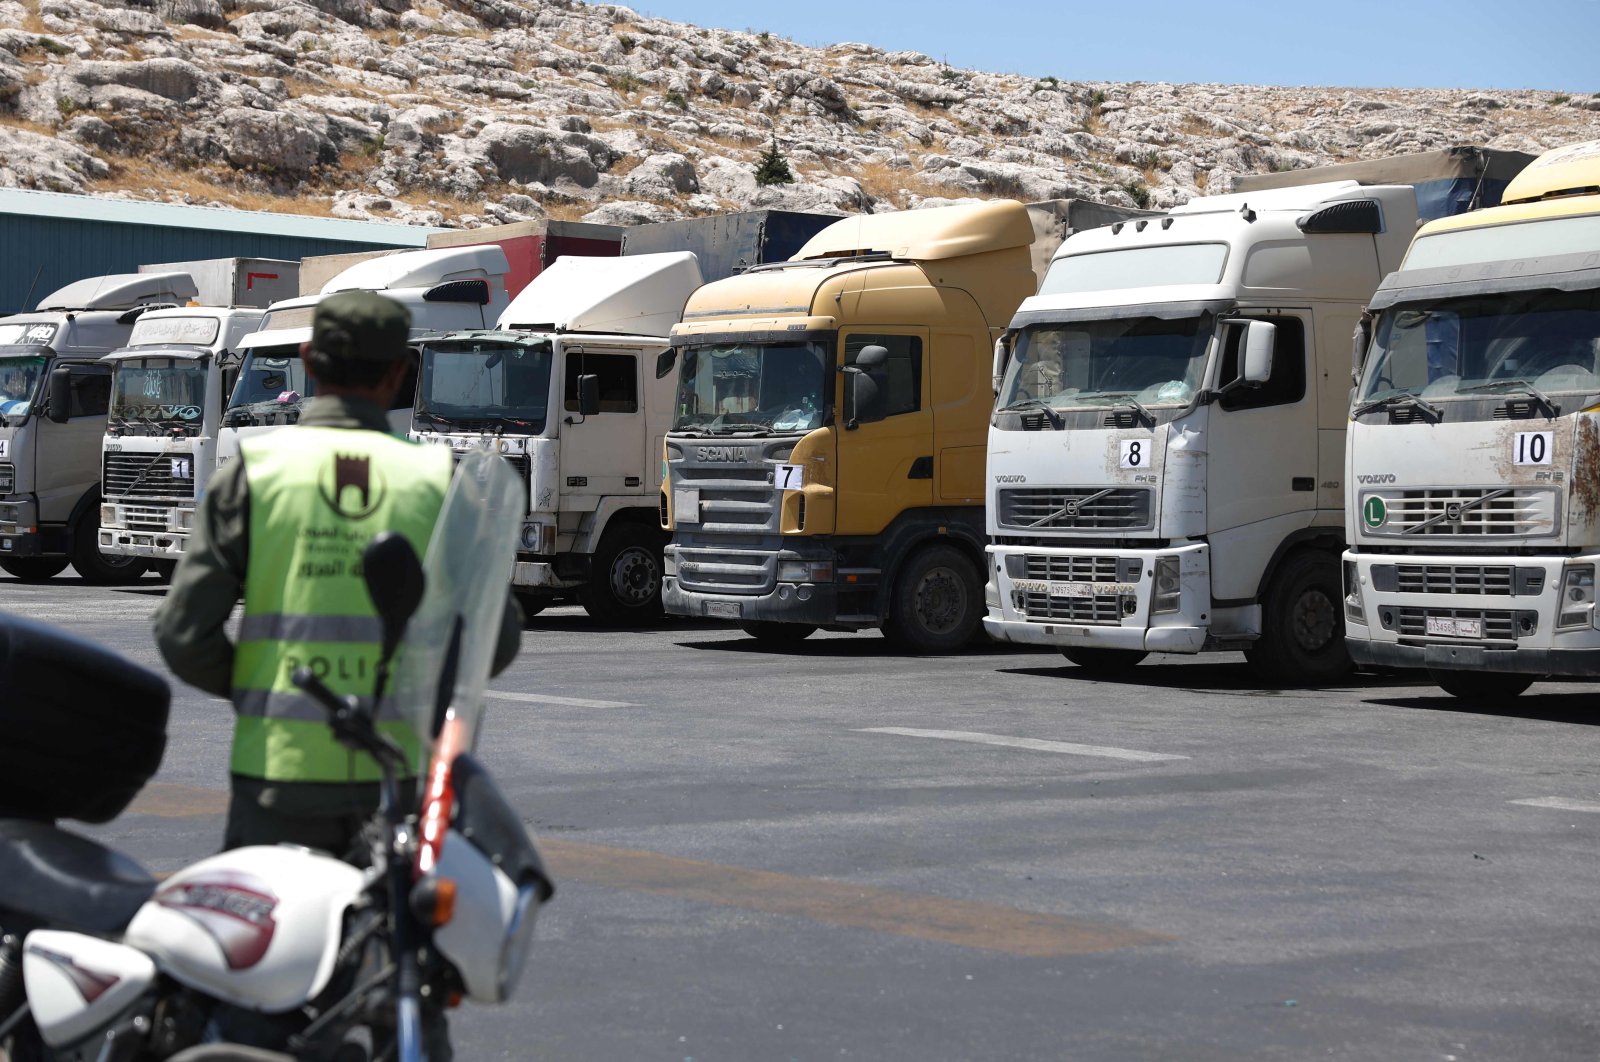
[
  {"x1": 1343, "y1": 141, "x2": 1600, "y2": 700},
  {"x1": 217, "y1": 246, "x2": 512, "y2": 464},
  {"x1": 985, "y1": 181, "x2": 1417, "y2": 682},
  {"x1": 98, "y1": 259, "x2": 298, "y2": 568},
  {"x1": 409, "y1": 251, "x2": 704, "y2": 622},
  {"x1": 0, "y1": 271, "x2": 199, "y2": 583}
]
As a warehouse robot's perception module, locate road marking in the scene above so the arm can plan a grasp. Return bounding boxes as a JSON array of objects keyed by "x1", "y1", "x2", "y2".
[
  {"x1": 856, "y1": 727, "x2": 1187, "y2": 763},
  {"x1": 486, "y1": 690, "x2": 635, "y2": 709},
  {"x1": 1511, "y1": 797, "x2": 1600, "y2": 814},
  {"x1": 543, "y1": 838, "x2": 1171, "y2": 958}
]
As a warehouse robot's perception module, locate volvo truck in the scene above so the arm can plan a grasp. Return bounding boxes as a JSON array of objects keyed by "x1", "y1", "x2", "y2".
[
  {"x1": 1343, "y1": 140, "x2": 1600, "y2": 700},
  {"x1": 984, "y1": 181, "x2": 1418, "y2": 682},
  {"x1": 217, "y1": 246, "x2": 512, "y2": 466},
  {"x1": 410, "y1": 252, "x2": 704, "y2": 623},
  {"x1": 659, "y1": 200, "x2": 1038, "y2": 652},
  {"x1": 0, "y1": 271, "x2": 198, "y2": 583}
]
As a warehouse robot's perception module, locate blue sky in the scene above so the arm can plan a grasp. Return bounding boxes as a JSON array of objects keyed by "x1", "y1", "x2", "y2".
[{"x1": 630, "y1": 1, "x2": 1599, "y2": 92}]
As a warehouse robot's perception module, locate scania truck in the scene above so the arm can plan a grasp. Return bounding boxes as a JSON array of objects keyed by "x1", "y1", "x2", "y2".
[
  {"x1": 660, "y1": 200, "x2": 1039, "y2": 651},
  {"x1": 1343, "y1": 140, "x2": 1600, "y2": 700},
  {"x1": 0, "y1": 271, "x2": 199, "y2": 583},
  {"x1": 409, "y1": 251, "x2": 704, "y2": 623},
  {"x1": 984, "y1": 181, "x2": 1418, "y2": 682}
]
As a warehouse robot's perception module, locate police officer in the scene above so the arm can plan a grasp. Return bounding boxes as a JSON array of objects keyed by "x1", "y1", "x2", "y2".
[{"x1": 154, "y1": 291, "x2": 520, "y2": 854}]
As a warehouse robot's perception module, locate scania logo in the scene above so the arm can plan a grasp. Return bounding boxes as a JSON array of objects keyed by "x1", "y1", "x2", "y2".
[
  {"x1": 994, "y1": 474, "x2": 1027, "y2": 483},
  {"x1": 1356, "y1": 473, "x2": 1397, "y2": 484},
  {"x1": 696, "y1": 446, "x2": 750, "y2": 462}
]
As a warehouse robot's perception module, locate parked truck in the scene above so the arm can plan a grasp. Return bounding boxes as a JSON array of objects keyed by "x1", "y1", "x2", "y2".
[
  {"x1": 622, "y1": 209, "x2": 843, "y2": 283},
  {"x1": 983, "y1": 181, "x2": 1418, "y2": 682},
  {"x1": 410, "y1": 252, "x2": 704, "y2": 623},
  {"x1": 1233, "y1": 145, "x2": 1535, "y2": 222},
  {"x1": 1342, "y1": 140, "x2": 1600, "y2": 699},
  {"x1": 217, "y1": 245, "x2": 512, "y2": 466},
  {"x1": 0, "y1": 271, "x2": 198, "y2": 582},
  {"x1": 659, "y1": 200, "x2": 1038, "y2": 651}
]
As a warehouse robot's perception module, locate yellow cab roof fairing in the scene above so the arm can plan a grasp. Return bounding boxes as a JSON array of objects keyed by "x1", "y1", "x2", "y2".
[
  {"x1": 792, "y1": 199, "x2": 1034, "y2": 262},
  {"x1": 1420, "y1": 139, "x2": 1600, "y2": 237}
]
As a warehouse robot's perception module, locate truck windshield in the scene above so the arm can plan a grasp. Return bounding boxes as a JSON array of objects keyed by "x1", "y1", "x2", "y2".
[
  {"x1": 110, "y1": 356, "x2": 206, "y2": 432},
  {"x1": 416, "y1": 338, "x2": 553, "y2": 432},
  {"x1": 225, "y1": 344, "x2": 311, "y2": 424},
  {"x1": 673, "y1": 341, "x2": 829, "y2": 434},
  {"x1": 999, "y1": 316, "x2": 1211, "y2": 411},
  {"x1": 1360, "y1": 288, "x2": 1600, "y2": 404},
  {"x1": 0, "y1": 354, "x2": 47, "y2": 423}
]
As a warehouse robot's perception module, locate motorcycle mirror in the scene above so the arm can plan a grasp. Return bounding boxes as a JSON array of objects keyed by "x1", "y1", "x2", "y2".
[{"x1": 364, "y1": 531, "x2": 426, "y2": 666}]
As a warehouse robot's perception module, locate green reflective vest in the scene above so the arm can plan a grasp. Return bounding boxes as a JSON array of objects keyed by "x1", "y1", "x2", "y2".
[{"x1": 230, "y1": 427, "x2": 451, "y2": 783}]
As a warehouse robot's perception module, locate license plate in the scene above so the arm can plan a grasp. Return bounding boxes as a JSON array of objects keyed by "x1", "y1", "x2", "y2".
[
  {"x1": 705, "y1": 600, "x2": 741, "y2": 619},
  {"x1": 1049, "y1": 581, "x2": 1095, "y2": 599},
  {"x1": 674, "y1": 489, "x2": 701, "y2": 524},
  {"x1": 1426, "y1": 616, "x2": 1482, "y2": 639}
]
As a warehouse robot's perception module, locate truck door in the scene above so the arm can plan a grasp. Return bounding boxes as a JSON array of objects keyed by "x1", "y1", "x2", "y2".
[
  {"x1": 835, "y1": 329, "x2": 933, "y2": 536},
  {"x1": 559, "y1": 347, "x2": 645, "y2": 499},
  {"x1": 37, "y1": 361, "x2": 112, "y2": 522},
  {"x1": 1202, "y1": 312, "x2": 1315, "y2": 602}
]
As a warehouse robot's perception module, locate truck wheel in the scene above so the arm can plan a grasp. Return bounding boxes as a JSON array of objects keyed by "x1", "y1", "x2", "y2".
[
  {"x1": 578, "y1": 523, "x2": 665, "y2": 626},
  {"x1": 1428, "y1": 669, "x2": 1535, "y2": 703},
  {"x1": 513, "y1": 591, "x2": 548, "y2": 618},
  {"x1": 883, "y1": 544, "x2": 983, "y2": 654},
  {"x1": 151, "y1": 560, "x2": 178, "y2": 583},
  {"x1": 1061, "y1": 647, "x2": 1148, "y2": 673},
  {"x1": 0, "y1": 557, "x2": 69, "y2": 582},
  {"x1": 1243, "y1": 550, "x2": 1349, "y2": 685},
  {"x1": 739, "y1": 621, "x2": 817, "y2": 645},
  {"x1": 70, "y1": 513, "x2": 147, "y2": 586}
]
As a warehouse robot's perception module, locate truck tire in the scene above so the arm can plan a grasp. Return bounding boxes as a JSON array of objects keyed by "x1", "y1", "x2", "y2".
[
  {"x1": 1061, "y1": 647, "x2": 1148, "y2": 673},
  {"x1": 0, "y1": 557, "x2": 69, "y2": 582},
  {"x1": 883, "y1": 544, "x2": 983, "y2": 654},
  {"x1": 1428, "y1": 668, "x2": 1535, "y2": 703},
  {"x1": 513, "y1": 591, "x2": 548, "y2": 619},
  {"x1": 70, "y1": 513, "x2": 147, "y2": 586},
  {"x1": 578, "y1": 522, "x2": 665, "y2": 626},
  {"x1": 151, "y1": 560, "x2": 178, "y2": 583},
  {"x1": 1243, "y1": 550, "x2": 1349, "y2": 685},
  {"x1": 739, "y1": 621, "x2": 817, "y2": 645}
]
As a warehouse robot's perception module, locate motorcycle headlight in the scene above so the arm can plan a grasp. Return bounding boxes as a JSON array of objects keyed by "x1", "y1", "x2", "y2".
[{"x1": 496, "y1": 883, "x2": 544, "y2": 1001}]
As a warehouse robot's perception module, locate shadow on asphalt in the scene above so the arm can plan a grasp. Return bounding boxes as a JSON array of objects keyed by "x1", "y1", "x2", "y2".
[
  {"x1": 674, "y1": 635, "x2": 1056, "y2": 658},
  {"x1": 996, "y1": 659, "x2": 1433, "y2": 693},
  {"x1": 1363, "y1": 691, "x2": 1600, "y2": 725}
]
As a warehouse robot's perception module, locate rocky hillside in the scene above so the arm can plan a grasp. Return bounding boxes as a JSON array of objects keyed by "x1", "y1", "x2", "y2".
[{"x1": 3, "y1": 0, "x2": 1599, "y2": 228}]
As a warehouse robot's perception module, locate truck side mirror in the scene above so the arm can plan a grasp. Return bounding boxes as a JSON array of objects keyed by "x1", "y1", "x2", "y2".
[
  {"x1": 47, "y1": 368, "x2": 72, "y2": 423},
  {"x1": 842, "y1": 344, "x2": 889, "y2": 430},
  {"x1": 577, "y1": 373, "x2": 601, "y2": 417},
  {"x1": 1351, "y1": 312, "x2": 1373, "y2": 385},
  {"x1": 1241, "y1": 320, "x2": 1276, "y2": 386},
  {"x1": 992, "y1": 335, "x2": 1011, "y2": 394},
  {"x1": 655, "y1": 349, "x2": 676, "y2": 380}
]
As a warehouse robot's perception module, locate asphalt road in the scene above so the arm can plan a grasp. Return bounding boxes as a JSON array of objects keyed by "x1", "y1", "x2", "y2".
[{"x1": 7, "y1": 569, "x2": 1600, "y2": 1060}]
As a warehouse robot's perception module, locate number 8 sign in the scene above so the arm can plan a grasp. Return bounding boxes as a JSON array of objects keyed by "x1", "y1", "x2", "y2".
[{"x1": 1119, "y1": 439, "x2": 1147, "y2": 469}]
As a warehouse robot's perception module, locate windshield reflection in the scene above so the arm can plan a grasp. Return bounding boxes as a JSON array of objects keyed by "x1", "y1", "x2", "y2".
[
  {"x1": 0, "y1": 355, "x2": 46, "y2": 422},
  {"x1": 673, "y1": 342, "x2": 828, "y2": 434},
  {"x1": 111, "y1": 357, "x2": 205, "y2": 432},
  {"x1": 224, "y1": 345, "x2": 311, "y2": 425},
  {"x1": 998, "y1": 317, "x2": 1211, "y2": 412},
  {"x1": 1361, "y1": 289, "x2": 1600, "y2": 404},
  {"x1": 417, "y1": 338, "x2": 552, "y2": 433}
]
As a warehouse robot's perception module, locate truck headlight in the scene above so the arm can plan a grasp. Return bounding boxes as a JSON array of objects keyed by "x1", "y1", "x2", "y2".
[
  {"x1": 1557, "y1": 565, "x2": 1595, "y2": 630},
  {"x1": 777, "y1": 559, "x2": 834, "y2": 583},
  {"x1": 1151, "y1": 557, "x2": 1181, "y2": 614},
  {"x1": 519, "y1": 521, "x2": 554, "y2": 554},
  {"x1": 1344, "y1": 560, "x2": 1364, "y2": 623}
]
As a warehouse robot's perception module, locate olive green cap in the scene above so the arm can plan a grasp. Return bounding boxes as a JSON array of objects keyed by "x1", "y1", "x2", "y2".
[{"x1": 310, "y1": 290, "x2": 412, "y2": 362}]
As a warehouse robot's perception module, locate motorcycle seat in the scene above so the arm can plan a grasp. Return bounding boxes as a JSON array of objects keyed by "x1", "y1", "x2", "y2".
[{"x1": 0, "y1": 819, "x2": 156, "y2": 935}]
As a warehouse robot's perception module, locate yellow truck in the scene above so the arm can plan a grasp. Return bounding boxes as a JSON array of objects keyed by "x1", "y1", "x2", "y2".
[{"x1": 658, "y1": 201, "x2": 1037, "y2": 651}]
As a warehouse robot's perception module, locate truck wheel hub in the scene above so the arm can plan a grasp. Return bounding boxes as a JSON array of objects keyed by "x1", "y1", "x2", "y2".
[
  {"x1": 914, "y1": 567, "x2": 966, "y2": 635},
  {"x1": 1292, "y1": 589, "x2": 1337, "y2": 651},
  {"x1": 610, "y1": 546, "x2": 659, "y2": 606}
]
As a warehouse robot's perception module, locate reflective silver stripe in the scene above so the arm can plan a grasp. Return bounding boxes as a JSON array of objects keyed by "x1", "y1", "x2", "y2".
[
  {"x1": 237, "y1": 614, "x2": 383, "y2": 644},
  {"x1": 232, "y1": 687, "x2": 398, "y2": 723}
]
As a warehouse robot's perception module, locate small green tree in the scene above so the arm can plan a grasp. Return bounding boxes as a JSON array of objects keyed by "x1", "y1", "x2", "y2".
[{"x1": 754, "y1": 137, "x2": 794, "y2": 186}]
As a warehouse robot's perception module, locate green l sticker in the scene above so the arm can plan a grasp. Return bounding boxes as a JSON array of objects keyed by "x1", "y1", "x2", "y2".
[{"x1": 1362, "y1": 495, "x2": 1388, "y2": 529}]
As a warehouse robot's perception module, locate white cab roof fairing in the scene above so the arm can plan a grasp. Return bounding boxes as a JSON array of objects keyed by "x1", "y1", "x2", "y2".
[
  {"x1": 102, "y1": 346, "x2": 209, "y2": 362},
  {"x1": 38, "y1": 272, "x2": 199, "y2": 311},
  {"x1": 320, "y1": 246, "x2": 511, "y2": 295},
  {"x1": 238, "y1": 327, "x2": 313, "y2": 351},
  {"x1": 1015, "y1": 282, "x2": 1238, "y2": 322},
  {"x1": 497, "y1": 251, "x2": 703, "y2": 337}
]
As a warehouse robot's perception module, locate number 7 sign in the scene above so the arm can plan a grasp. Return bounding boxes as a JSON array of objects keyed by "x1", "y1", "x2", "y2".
[{"x1": 775, "y1": 463, "x2": 805, "y2": 489}]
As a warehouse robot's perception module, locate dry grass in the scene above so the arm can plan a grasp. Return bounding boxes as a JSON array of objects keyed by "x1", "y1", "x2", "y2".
[
  {"x1": 0, "y1": 114, "x2": 59, "y2": 137},
  {"x1": 173, "y1": 24, "x2": 227, "y2": 41},
  {"x1": 1194, "y1": 168, "x2": 1210, "y2": 193},
  {"x1": 850, "y1": 159, "x2": 961, "y2": 208},
  {"x1": 87, "y1": 157, "x2": 339, "y2": 217},
  {"x1": 284, "y1": 75, "x2": 378, "y2": 100},
  {"x1": 540, "y1": 199, "x2": 592, "y2": 222}
]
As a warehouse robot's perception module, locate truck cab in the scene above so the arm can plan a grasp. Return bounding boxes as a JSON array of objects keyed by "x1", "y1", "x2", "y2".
[
  {"x1": 217, "y1": 246, "x2": 512, "y2": 465},
  {"x1": 985, "y1": 182, "x2": 1417, "y2": 682},
  {"x1": 410, "y1": 252, "x2": 703, "y2": 623},
  {"x1": 0, "y1": 271, "x2": 198, "y2": 583},
  {"x1": 660, "y1": 201, "x2": 1038, "y2": 651}
]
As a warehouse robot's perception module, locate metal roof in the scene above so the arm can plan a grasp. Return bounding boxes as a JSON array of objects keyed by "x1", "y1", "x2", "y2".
[{"x1": 0, "y1": 187, "x2": 442, "y2": 247}]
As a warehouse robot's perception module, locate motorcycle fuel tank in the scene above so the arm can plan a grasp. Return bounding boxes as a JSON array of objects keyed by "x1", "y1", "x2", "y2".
[
  {"x1": 23, "y1": 930, "x2": 157, "y2": 1048},
  {"x1": 123, "y1": 845, "x2": 365, "y2": 1013}
]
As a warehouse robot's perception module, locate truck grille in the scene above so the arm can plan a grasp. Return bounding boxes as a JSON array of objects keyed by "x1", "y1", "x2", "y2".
[
  {"x1": 1396, "y1": 607, "x2": 1523, "y2": 642},
  {"x1": 1020, "y1": 554, "x2": 1121, "y2": 582},
  {"x1": 122, "y1": 505, "x2": 177, "y2": 531},
  {"x1": 674, "y1": 545, "x2": 776, "y2": 595},
  {"x1": 998, "y1": 487, "x2": 1152, "y2": 531},
  {"x1": 1395, "y1": 564, "x2": 1514, "y2": 596},
  {"x1": 1016, "y1": 592, "x2": 1123, "y2": 625},
  {"x1": 103, "y1": 453, "x2": 194, "y2": 501},
  {"x1": 674, "y1": 466, "x2": 777, "y2": 533},
  {"x1": 1012, "y1": 554, "x2": 1128, "y2": 626},
  {"x1": 1365, "y1": 488, "x2": 1557, "y2": 538},
  {"x1": 451, "y1": 451, "x2": 529, "y2": 481},
  {"x1": 0, "y1": 463, "x2": 12, "y2": 495}
]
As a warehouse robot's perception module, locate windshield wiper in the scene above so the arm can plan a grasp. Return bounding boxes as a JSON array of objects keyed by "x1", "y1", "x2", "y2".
[
  {"x1": 997, "y1": 398, "x2": 1064, "y2": 427},
  {"x1": 1352, "y1": 392, "x2": 1442, "y2": 422},
  {"x1": 710, "y1": 426, "x2": 774, "y2": 437},
  {"x1": 1109, "y1": 397, "x2": 1156, "y2": 428},
  {"x1": 1456, "y1": 378, "x2": 1560, "y2": 418},
  {"x1": 412, "y1": 409, "x2": 452, "y2": 431}
]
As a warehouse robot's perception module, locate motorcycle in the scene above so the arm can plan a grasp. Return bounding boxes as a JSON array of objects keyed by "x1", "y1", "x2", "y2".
[{"x1": 0, "y1": 449, "x2": 553, "y2": 1061}]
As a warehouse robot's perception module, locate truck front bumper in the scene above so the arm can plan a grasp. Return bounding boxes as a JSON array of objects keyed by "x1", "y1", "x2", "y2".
[
  {"x1": 984, "y1": 541, "x2": 1210, "y2": 654},
  {"x1": 100, "y1": 502, "x2": 193, "y2": 558},
  {"x1": 663, "y1": 576, "x2": 843, "y2": 625},
  {"x1": 0, "y1": 496, "x2": 43, "y2": 557},
  {"x1": 1343, "y1": 550, "x2": 1600, "y2": 678},
  {"x1": 663, "y1": 539, "x2": 859, "y2": 626}
]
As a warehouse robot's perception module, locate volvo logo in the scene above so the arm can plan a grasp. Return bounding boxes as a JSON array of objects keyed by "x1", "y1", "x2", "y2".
[
  {"x1": 1063, "y1": 502, "x2": 1081, "y2": 517},
  {"x1": 993, "y1": 474, "x2": 1027, "y2": 483},
  {"x1": 1356, "y1": 473, "x2": 1397, "y2": 484},
  {"x1": 697, "y1": 446, "x2": 751, "y2": 462},
  {"x1": 1445, "y1": 502, "x2": 1463, "y2": 522}
]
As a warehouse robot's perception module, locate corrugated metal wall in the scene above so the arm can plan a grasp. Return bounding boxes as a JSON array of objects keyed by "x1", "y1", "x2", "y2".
[{"x1": 0, "y1": 216, "x2": 419, "y2": 313}]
